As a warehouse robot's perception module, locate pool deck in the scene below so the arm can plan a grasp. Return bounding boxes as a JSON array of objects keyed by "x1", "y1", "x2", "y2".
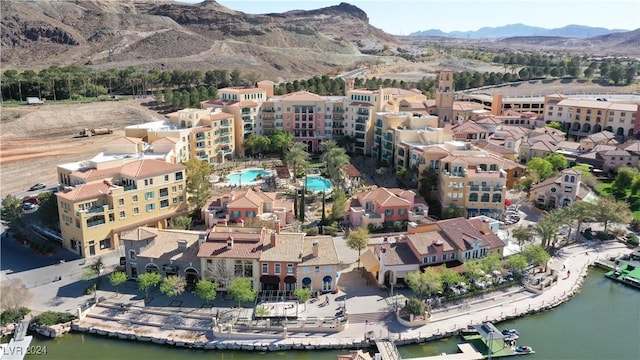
[{"x1": 217, "y1": 168, "x2": 274, "y2": 187}]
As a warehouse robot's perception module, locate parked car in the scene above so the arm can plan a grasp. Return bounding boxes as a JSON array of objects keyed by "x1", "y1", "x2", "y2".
[
  {"x1": 22, "y1": 197, "x2": 41, "y2": 205},
  {"x1": 22, "y1": 202, "x2": 36, "y2": 211},
  {"x1": 29, "y1": 183, "x2": 46, "y2": 191}
]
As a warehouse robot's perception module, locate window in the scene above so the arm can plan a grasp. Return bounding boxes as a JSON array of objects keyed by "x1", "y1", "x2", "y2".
[
  {"x1": 145, "y1": 191, "x2": 154, "y2": 200},
  {"x1": 431, "y1": 255, "x2": 436, "y2": 263},
  {"x1": 442, "y1": 254, "x2": 447, "y2": 261},
  {"x1": 164, "y1": 175, "x2": 169, "y2": 182},
  {"x1": 275, "y1": 264, "x2": 281, "y2": 275},
  {"x1": 146, "y1": 204, "x2": 155, "y2": 212},
  {"x1": 144, "y1": 178, "x2": 154, "y2": 187},
  {"x1": 129, "y1": 250, "x2": 137, "y2": 260},
  {"x1": 422, "y1": 257, "x2": 429, "y2": 264},
  {"x1": 451, "y1": 253, "x2": 456, "y2": 260},
  {"x1": 118, "y1": 198, "x2": 124, "y2": 206},
  {"x1": 99, "y1": 238, "x2": 111, "y2": 250},
  {"x1": 314, "y1": 266, "x2": 320, "y2": 273},
  {"x1": 262, "y1": 263, "x2": 268, "y2": 274},
  {"x1": 119, "y1": 211, "x2": 125, "y2": 219},
  {"x1": 160, "y1": 188, "x2": 169, "y2": 197},
  {"x1": 175, "y1": 172, "x2": 183, "y2": 181},
  {"x1": 287, "y1": 264, "x2": 294, "y2": 274},
  {"x1": 132, "y1": 195, "x2": 138, "y2": 202},
  {"x1": 172, "y1": 186, "x2": 177, "y2": 192},
  {"x1": 160, "y1": 199, "x2": 169, "y2": 208},
  {"x1": 133, "y1": 207, "x2": 139, "y2": 215},
  {"x1": 481, "y1": 193, "x2": 490, "y2": 202}
]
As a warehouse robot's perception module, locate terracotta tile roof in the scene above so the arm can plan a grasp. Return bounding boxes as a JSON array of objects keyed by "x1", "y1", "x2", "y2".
[
  {"x1": 357, "y1": 187, "x2": 412, "y2": 208},
  {"x1": 120, "y1": 160, "x2": 185, "y2": 179},
  {"x1": 622, "y1": 141, "x2": 640, "y2": 152},
  {"x1": 275, "y1": 166, "x2": 290, "y2": 179},
  {"x1": 138, "y1": 229, "x2": 202, "y2": 264},
  {"x1": 109, "y1": 137, "x2": 144, "y2": 145},
  {"x1": 209, "y1": 112, "x2": 234, "y2": 121},
  {"x1": 451, "y1": 121, "x2": 490, "y2": 134},
  {"x1": 219, "y1": 87, "x2": 265, "y2": 95},
  {"x1": 530, "y1": 140, "x2": 558, "y2": 152},
  {"x1": 300, "y1": 236, "x2": 339, "y2": 266},
  {"x1": 198, "y1": 227, "x2": 267, "y2": 259},
  {"x1": 260, "y1": 232, "x2": 305, "y2": 262},
  {"x1": 346, "y1": 164, "x2": 362, "y2": 178},
  {"x1": 437, "y1": 218, "x2": 504, "y2": 251},
  {"x1": 153, "y1": 137, "x2": 179, "y2": 145},
  {"x1": 237, "y1": 101, "x2": 258, "y2": 107},
  {"x1": 56, "y1": 182, "x2": 112, "y2": 201},
  {"x1": 350, "y1": 101, "x2": 374, "y2": 107},
  {"x1": 190, "y1": 126, "x2": 212, "y2": 133},
  {"x1": 111, "y1": 209, "x2": 189, "y2": 234},
  {"x1": 584, "y1": 131, "x2": 617, "y2": 143},
  {"x1": 406, "y1": 231, "x2": 454, "y2": 255},
  {"x1": 282, "y1": 91, "x2": 325, "y2": 102},
  {"x1": 257, "y1": 80, "x2": 275, "y2": 85},
  {"x1": 120, "y1": 226, "x2": 159, "y2": 241},
  {"x1": 475, "y1": 142, "x2": 516, "y2": 155},
  {"x1": 69, "y1": 167, "x2": 121, "y2": 183},
  {"x1": 373, "y1": 241, "x2": 418, "y2": 266}
]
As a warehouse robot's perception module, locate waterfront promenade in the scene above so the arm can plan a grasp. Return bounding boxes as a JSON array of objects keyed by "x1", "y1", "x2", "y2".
[{"x1": 68, "y1": 239, "x2": 634, "y2": 351}]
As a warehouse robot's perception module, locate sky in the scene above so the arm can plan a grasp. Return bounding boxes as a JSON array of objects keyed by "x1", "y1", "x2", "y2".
[{"x1": 177, "y1": 0, "x2": 640, "y2": 35}]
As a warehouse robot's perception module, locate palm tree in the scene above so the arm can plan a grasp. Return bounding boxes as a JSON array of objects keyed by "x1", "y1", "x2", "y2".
[
  {"x1": 562, "y1": 201, "x2": 596, "y2": 243},
  {"x1": 285, "y1": 142, "x2": 310, "y2": 181},
  {"x1": 325, "y1": 147, "x2": 350, "y2": 185},
  {"x1": 533, "y1": 211, "x2": 561, "y2": 248}
]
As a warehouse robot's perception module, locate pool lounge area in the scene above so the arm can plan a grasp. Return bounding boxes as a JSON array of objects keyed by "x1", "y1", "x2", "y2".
[
  {"x1": 305, "y1": 176, "x2": 332, "y2": 192},
  {"x1": 225, "y1": 169, "x2": 272, "y2": 186}
]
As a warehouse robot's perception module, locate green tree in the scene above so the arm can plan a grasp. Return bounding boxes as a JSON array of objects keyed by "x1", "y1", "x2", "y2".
[
  {"x1": 566, "y1": 201, "x2": 596, "y2": 242},
  {"x1": 169, "y1": 215, "x2": 191, "y2": 230},
  {"x1": 463, "y1": 259, "x2": 485, "y2": 281},
  {"x1": 185, "y1": 159, "x2": 212, "y2": 209},
  {"x1": 230, "y1": 68, "x2": 243, "y2": 86},
  {"x1": 228, "y1": 278, "x2": 257, "y2": 307},
  {"x1": 439, "y1": 266, "x2": 464, "y2": 289},
  {"x1": 534, "y1": 212, "x2": 561, "y2": 248},
  {"x1": 503, "y1": 254, "x2": 528, "y2": 274},
  {"x1": 527, "y1": 157, "x2": 554, "y2": 180},
  {"x1": 293, "y1": 287, "x2": 311, "y2": 311},
  {"x1": 269, "y1": 130, "x2": 294, "y2": 156},
  {"x1": 193, "y1": 279, "x2": 218, "y2": 305},
  {"x1": 611, "y1": 167, "x2": 637, "y2": 198},
  {"x1": 346, "y1": 227, "x2": 369, "y2": 269},
  {"x1": 109, "y1": 271, "x2": 127, "y2": 296},
  {"x1": 331, "y1": 189, "x2": 347, "y2": 221},
  {"x1": 243, "y1": 133, "x2": 271, "y2": 156},
  {"x1": 546, "y1": 121, "x2": 563, "y2": 130},
  {"x1": 443, "y1": 205, "x2": 464, "y2": 219},
  {"x1": 159, "y1": 276, "x2": 186, "y2": 297},
  {"x1": 544, "y1": 153, "x2": 568, "y2": 171},
  {"x1": 608, "y1": 65, "x2": 624, "y2": 85},
  {"x1": 418, "y1": 168, "x2": 439, "y2": 199},
  {"x1": 593, "y1": 196, "x2": 633, "y2": 236},
  {"x1": 285, "y1": 142, "x2": 310, "y2": 180},
  {"x1": 511, "y1": 225, "x2": 533, "y2": 247},
  {"x1": 1, "y1": 195, "x2": 22, "y2": 224},
  {"x1": 138, "y1": 272, "x2": 162, "y2": 299},
  {"x1": 407, "y1": 268, "x2": 442, "y2": 298},
  {"x1": 480, "y1": 252, "x2": 502, "y2": 273},
  {"x1": 522, "y1": 244, "x2": 551, "y2": 269},
  {"x1": 405, "y1": 297, "x2": 425, "y2": 316}
]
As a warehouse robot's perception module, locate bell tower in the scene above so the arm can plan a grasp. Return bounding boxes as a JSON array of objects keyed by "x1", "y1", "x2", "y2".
[
  {"x1": 436, "y1": 69, "x2": 454, "y2": 127},
  {"x1": 344, "y1": 77, "x2": 355, "y2": 96}
]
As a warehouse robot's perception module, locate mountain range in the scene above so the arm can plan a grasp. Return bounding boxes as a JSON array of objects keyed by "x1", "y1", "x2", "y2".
[{"x1": 410, "y1": 24, "x2": 630, "y2": 39}]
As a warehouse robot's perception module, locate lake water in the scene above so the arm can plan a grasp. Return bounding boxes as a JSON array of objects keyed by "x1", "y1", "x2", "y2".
[{"x1": 25, "y1": 268, "x2": 639, "y2": 360}]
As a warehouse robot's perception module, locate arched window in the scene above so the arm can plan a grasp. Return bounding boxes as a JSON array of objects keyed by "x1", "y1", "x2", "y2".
[
  {"x1": 570, "y1": 176, "x2": 575, "y2": 182},
  {"x1": 564, "y1": 175, "x2": 569, "y2": 182},
  {"x1": 481, "y1": 193, "x2": 490, "y2": 202},
  {"x1": 492, "y1": 193, "x2": 502, "y2": 203},
  {"x1": 469, "y1": 193, "x2": 478, "y2": 202},
  {"x1": 145, "y1": 263, "x2": 160, "y2": 274}
]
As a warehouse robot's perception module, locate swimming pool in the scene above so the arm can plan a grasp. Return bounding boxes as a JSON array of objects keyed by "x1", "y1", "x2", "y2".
[
  {"x1": 305, "y1": 176, "x2": 332, "y2": 192},
  {"x1": 226, "y1": 169, "x2": 270, "y2": 186}
]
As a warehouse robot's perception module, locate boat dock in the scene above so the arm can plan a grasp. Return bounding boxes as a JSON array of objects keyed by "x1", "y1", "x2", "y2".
[
  {"x1": 405, "y1": 343, "x2": 484, "y2": 360},
  {"x1": 374, "y1": 339, "x2": 402, "y2": 360},
  {"x1": 0, "y1": 320, "x2": 33, "y2": 360},
  {"x1": 605, "y1": 263, "x2": 640, "y2": 289}
]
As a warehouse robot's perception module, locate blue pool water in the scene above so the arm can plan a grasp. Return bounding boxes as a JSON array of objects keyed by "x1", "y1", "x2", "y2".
[
  {"x1": 226, "y1": 169, "x2": 270, "y2": 185},
  {"x1": 305, "y1": 176, "x2": 332, "y2": 192}
]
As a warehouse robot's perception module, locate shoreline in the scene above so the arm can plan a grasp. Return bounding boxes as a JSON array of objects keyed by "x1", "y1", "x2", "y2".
[{"x1": 34, "y1": 243, "x2": 632, "y2": 352}]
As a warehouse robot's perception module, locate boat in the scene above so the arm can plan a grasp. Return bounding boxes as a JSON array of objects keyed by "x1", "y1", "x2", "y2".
[
  {"x1": 516, "y1": 345, "x2": 534, "y2": 353},
  {"x1": 502, "y1": 328, "x2": 520, "y2": 336}
]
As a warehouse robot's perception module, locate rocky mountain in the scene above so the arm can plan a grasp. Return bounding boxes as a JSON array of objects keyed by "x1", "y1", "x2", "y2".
[
  {"x1": 495, "y1": 29, "x2": 640, "y2": 55},
  {"x1": 0, "y1": 0, "x2": 398, "y2": 80},
  {"x1": 410, "y1": 23, "x2": 628, "y2": 39}
]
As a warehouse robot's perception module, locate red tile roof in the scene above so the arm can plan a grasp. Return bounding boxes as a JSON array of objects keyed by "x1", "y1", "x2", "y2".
[{"x1": 346, "y1": 164, "x2": 361, "y2": 178}]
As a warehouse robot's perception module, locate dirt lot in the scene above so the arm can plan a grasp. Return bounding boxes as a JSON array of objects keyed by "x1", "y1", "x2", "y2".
[{"x1": 0, "y1": 100, "x2": 165, "y2": 196}]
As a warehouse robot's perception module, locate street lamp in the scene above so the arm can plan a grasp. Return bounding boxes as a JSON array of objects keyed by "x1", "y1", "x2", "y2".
[{"x1": 364, "y1": 319, "x2": 369, "y2": 341}]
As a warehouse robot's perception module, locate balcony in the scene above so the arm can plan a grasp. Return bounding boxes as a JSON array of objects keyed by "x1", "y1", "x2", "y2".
[
  {"x1": 197, "y1": 153, "x2": 209, "y2": 161},
  {"x1": 356, "y1": 117, "x2": 367, "y2": 124},
  {"x1": 220, "y1": 130, "x2": 230, "y2": 136},
  {"x1": 196, "y1": 143, "x2": 206, "y2": 149},
  {"x1": 86, "y1": 219, "x2": 106, "y2": 228},
  {"x1": 195, "y1": 133, "x2": 206, "y2": 141},
  {"x1": 355, "y1": 125, "x2": 366, "y2": 132},
  {"x1": 262, "y1": 108, "x2": 275, "y2": 113},
  {"x1": 124, "y1": 184, "x2": 137, "y2": 192},
  {"x1": 357, "y1": 109, "x2": 370, "y2": 116},
  {"x1": 470, "y1": 185, "x2": 479, "y2": 191},
  {"x1": 243, "y1": 117, "x2": 252, "y2": 123}
]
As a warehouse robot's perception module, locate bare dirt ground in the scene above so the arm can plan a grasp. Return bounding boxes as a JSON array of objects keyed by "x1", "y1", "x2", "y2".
[
  {"x1": 362, "y1": 57, "x2": 507, "y2": 81},
  {"x1": 0, "y1": 100, "x2": 165, "y2": 196}
]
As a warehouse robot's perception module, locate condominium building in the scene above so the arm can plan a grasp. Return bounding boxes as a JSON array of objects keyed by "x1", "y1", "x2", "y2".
[
  {"x1": 56, "y1": 158, "x2": 188, "y2": 258},
  {"x1": 544, "y1": 95, "x2": 639, "y2": 141}
]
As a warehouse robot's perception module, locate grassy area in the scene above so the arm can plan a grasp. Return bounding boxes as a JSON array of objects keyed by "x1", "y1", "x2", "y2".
[
  {"x1": 596, "y1": 180, "x2": 640, "y2": 220},
  {"x1": 1, "y1": 95, "x2": 120, "y2": 107}
]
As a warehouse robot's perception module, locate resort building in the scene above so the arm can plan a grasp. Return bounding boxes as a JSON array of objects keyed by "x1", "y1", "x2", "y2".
[
  {"x1": 297, "y1": 236, "x2": 341, "y2": 293},
  {"x1": 56, "y1": 158, "x2": 188, "y2": 258},
  {"x1": 359, "y1": 217, "x2": 505, "y2": 287},
  {"x1": 578, "y1": 131, "x2": 618, "y2": 151},
  {"x1": 544, "y1": 95, "x2": 640, "y2": 141},
  {"x1": 259, "y1": 230, "x2": 306, "y2": 292},
  {"x1": 120, "y1": 227, "x2": 204, "y2": 286},
  {"x1": 125, "y1": 107, "x2": 236, "y2": 163},
  {"x1": 198, "y1": 226, "x2": 269, "y2": 290},
  {"x1": 346, "y1": 186, "x2": 430, "y2": 228},
  {"x1": 529, "y1": 169, "x2": 593, "y2": 210},
  {"x1": 201, "y1": 188, "x2": 294, "y2": 227}
]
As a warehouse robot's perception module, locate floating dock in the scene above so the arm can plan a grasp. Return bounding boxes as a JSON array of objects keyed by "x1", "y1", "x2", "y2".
[{"x1": 605, "y1": 263, "x2": 640, "y2": 289}]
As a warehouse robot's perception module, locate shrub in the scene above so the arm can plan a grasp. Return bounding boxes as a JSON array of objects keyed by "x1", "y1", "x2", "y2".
[
  {"x1": 32, "y1": 311, "x2": 75, "y2": 326},
  {"x1": 596, "y1": 231, "x2": 615, "y2": 240},
  {"x1": 305, "y1": 227, "x2": 319, "y2": 236},
  {"x1": 0, "y1": 307, "x2": 30, "y2": 326},
  {"x1": 583, "y1": 229, "x2": 594, "y2": 240},
  {"x1": 323, "y1": 225, "x2": 337, "y2": 236},
  {"x1": 626, "y1": 233, "x2": 639, "y2": 246},
  {"x1": 404, "y1": 297, "x2": 425, "y2": 316}
]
